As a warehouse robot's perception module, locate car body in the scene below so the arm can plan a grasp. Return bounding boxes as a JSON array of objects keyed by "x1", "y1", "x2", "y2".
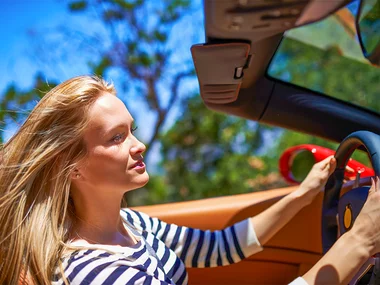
[{"x1": 133, "y1": 0, "x2": 380, "y2": 284}]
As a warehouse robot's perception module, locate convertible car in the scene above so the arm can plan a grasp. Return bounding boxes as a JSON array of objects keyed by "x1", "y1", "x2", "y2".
[{"x1": 134, "y1": 0, "x2": 380, "y2": 284}]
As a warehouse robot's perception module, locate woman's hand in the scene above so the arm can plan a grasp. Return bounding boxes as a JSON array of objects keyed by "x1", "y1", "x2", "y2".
[
  {"x1": 351, "y1": 177, "x2": 380, "y2": 256},
  {"x1": 292, "y1": 155, "x2": 336, "y2": 206},
  {"x1": 302, "y1": 177, "x2": 380, "y2": 284},
  {"x1": 251, "y1": 156, "x2": 336, "y2": 245}
]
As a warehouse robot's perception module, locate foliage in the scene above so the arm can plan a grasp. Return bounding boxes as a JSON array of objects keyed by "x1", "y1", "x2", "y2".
[
  {"x1": 269, "y1": 17, "x2": 380, "y2": 113},
  {"x1": 129, "y1": 95, "x2": 288, "y2": 205},
  {"x1": 1, "y1": 1, "x2": 378, "y2": 207},
  {"x1": 64, "y1": 0, "x2": 197, "y2": 160},
  {"x1": 128, "y1": 15, "x2": 379, "y2": 206},
  {"x1": 1, "y1": 0, "x2": 198, "y2": 160},
  {"x1": 0, "y1": 74, "x2": 57, "y2": 143}
]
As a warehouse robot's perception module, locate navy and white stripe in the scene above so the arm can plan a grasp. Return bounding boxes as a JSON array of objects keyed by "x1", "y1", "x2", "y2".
[{"x1": 52, "y1": 208, "x2": 262, "y2": 284}]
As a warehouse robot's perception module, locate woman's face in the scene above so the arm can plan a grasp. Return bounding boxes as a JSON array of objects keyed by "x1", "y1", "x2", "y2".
[{"x1": 78, "y1": 92, "x2": 149, "y2": 194}]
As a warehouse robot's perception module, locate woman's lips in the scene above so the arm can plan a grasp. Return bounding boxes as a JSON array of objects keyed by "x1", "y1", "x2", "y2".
[{"x1": 131, "y1": 160, "x2": 145, "y2": 169}]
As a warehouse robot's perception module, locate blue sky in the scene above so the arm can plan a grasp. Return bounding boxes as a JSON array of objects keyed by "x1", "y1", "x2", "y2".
[
  {"x1": 0, "y1": 0, "x2": 73, "y2": 92},
  {"x1": 0, "y1": 0, "x2": 204, "y2": 169},
  {"x1": 0, "y1": 0, "x2": 203, "y2": 108},
  {"x1": 0, "y1": 0, "x2": 91, "y2": 142}
]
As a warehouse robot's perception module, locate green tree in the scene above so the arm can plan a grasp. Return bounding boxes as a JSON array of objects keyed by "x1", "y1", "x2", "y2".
[
  {"x1": 58, "y1": 0, "x2": 198, "y2": 162},
  {"x1": 140, "y1": 12, "x2": 378, "y2": 206},
  {"x1": 1, "y1": 0, "x2": 201, "y2": 206},
  {"x1": 1, "y1": 0, "x2": 199, "y2": 161},
  {"x1": 269, "y1": 14, "x2": 380, "y2": 112},
  {"x1": 0, "y1": 74, "x2": 58, "y2": 143},
  {"x1": 2, "y1": 1, "x2": 377, "y2": 207},
  {"x1": 145, "y1": 95, "x2": 288, "y2": 204}
]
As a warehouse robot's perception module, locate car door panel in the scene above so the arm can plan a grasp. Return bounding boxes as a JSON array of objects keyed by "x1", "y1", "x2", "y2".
[{"x1": 134, "y1": 182, "x2": 359, "y2": 284}]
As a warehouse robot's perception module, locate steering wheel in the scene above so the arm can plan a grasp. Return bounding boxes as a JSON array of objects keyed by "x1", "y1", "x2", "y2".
[{"x1": 322, "y1": 130, "x2": 380, "y2": 284}]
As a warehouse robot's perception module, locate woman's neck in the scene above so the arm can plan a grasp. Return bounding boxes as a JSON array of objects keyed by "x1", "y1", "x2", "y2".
[{"x1": 70, "y1": 191, "x2": 137, "y2": 246}]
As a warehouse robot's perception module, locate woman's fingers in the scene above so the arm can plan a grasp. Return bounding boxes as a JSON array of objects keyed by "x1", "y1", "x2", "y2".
[
  {"x1": 352, "y1": 176, "x2": 380, "y2": 255},
  {"x1": 328, "y1": 157, "x2": 337, "y2": 175},
  {"x1": 369, "y1": 177, "x2": 375, "y2": 194},
  {"x1": 319, "y1": 155, "x2": 334, "y2": 168},
  {"x1": 345, "y1": 165, "x2": 355, "y2": 173},
  {"x1": 369, "y1": 177, "x2": 379, "y2": 194},
  {"x1": 318, "y1": 156, "x2": 336, "y2": 176}
]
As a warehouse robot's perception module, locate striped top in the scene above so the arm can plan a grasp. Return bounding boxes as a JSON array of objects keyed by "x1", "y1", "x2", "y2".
[{"x1": 52, "y1": 208, "x2": 263, "y2": 284}]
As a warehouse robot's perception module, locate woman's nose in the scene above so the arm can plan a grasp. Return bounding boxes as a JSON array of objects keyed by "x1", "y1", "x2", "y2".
[{"x1": 130, "y1": 136, "x2": 146, "y2": 155}]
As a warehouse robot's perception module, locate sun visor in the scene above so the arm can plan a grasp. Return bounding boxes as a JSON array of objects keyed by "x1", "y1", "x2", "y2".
[{"x1": 191, "y1": 43, "x2": 251, "y2": 104}]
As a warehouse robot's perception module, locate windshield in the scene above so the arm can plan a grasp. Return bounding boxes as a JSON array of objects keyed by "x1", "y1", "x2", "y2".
[{"x1": 267, "y1": 1, "x2": 380, "y2": 113}]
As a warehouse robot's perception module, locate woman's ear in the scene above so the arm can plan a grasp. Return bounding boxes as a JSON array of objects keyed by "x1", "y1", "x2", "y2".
[{"x1": 71, "y1": 169, "x2": 82, "y2": 180}]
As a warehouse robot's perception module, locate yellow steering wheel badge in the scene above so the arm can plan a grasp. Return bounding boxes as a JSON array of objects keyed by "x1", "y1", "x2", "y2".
[{"x1": 343, "y1": 204, "x2": 353, "y2": 230}]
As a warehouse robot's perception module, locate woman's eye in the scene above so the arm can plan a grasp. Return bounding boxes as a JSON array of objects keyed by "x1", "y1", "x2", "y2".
[
  {"x1": 131, "y1": 126, "x2": 138, "y2": 134},
  {"x1": 112, "y1": 133, "x2": 125, "y2": 143}
]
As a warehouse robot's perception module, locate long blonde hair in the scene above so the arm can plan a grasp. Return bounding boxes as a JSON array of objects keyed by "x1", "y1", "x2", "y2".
[{"x1": 0, "y1": 75, "x2": 116, "y2": 284}]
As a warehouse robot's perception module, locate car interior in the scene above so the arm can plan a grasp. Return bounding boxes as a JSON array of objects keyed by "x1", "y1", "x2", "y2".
[{"x1": 133, "y1": 0, "x2": 380, "y2": 284}]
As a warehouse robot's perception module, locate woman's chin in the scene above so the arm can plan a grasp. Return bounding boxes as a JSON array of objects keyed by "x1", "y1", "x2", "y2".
[{"x1": 126, "y1": 173, "x2": 150, "y2": 191}]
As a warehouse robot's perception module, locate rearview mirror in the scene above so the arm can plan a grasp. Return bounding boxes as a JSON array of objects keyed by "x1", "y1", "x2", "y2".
[
  {"x1": 279, "y1": 145, "x2": 334, "y2": 184},
  {"x1": 357, "y1": 0, "x2": 380, "y2": 66},
  {"x1": 279, "y1": 145, "x2": 374, "y2": 184},
  {"x1": 290, "y1": 150, "x2": 315, "y2": 182}
]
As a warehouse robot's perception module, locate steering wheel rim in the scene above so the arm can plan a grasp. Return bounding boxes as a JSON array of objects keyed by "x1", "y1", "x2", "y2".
[{"x1": 322, "y1": 130, "x2": 380, "y2": 254}]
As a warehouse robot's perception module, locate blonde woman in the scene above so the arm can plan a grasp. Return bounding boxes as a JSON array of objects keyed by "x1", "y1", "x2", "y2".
[{"x1": 1, "y1": 75, "x2": 380, "y2": 285}]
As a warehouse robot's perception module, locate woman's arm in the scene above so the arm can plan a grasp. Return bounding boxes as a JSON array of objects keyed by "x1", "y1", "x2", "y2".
[
  {"x1": 301, "y1": 231, "x2": 369, "y2": 284},
  {"x1": 251, "y1": 156, "x2": 336, "y2": 245},
  {"x1": 123, "y1": 208, "x2": 263, "y2": 267},
  {"x1": 123, "y1": 157, "x2": 336, "y2": 268},
  {"x1": 301, "y1": 177, "x2": 380, "y2": 284}
]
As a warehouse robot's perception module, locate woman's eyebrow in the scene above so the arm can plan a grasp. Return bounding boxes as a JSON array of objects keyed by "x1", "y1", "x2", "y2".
[{"x1": 104, "y1": 122, "x2": 132, "y2": 135}]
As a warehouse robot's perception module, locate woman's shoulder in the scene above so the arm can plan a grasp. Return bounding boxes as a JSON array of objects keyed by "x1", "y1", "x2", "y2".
[
  {"x1": 120, "y1": 207, "x2": 149, "y2": 219},
  {"x1": 120, "y1": 208, "x2": 154, "y2": 230},
  {"x1": 53, "y1": 249, "x2": 118, "y2": 284}
]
